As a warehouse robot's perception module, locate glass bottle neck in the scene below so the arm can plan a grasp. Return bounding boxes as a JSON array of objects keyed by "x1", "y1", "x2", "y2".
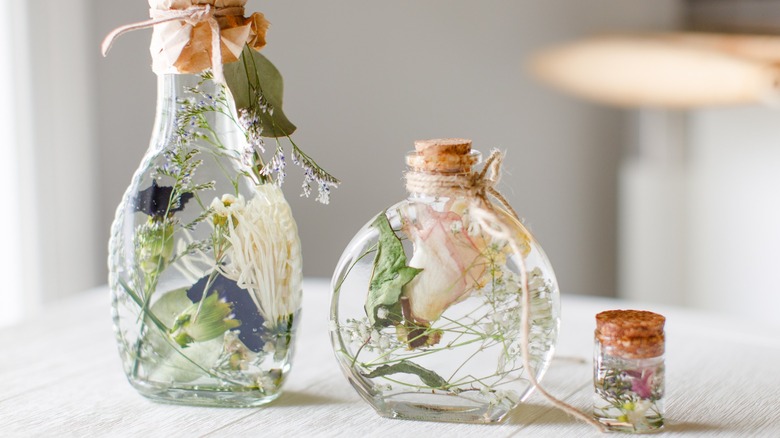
[
  {"x1": 149, "y1": 74, "x2": 242, "y2": 154},
  {"x1": 404, "y1": 167, "x2": 471, "y2": 202},
  {"x1": 406, "y1": 191, "x2": 448, "y2": 204},
  {"x1": 404, "y1": 150, "x2": 481, "y2": 200}
]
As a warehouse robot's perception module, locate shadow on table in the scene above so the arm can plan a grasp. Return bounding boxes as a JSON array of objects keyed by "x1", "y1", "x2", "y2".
[
  {"x1": 508, "y1": 407, "x2": 726, "y2": 434},
  {"x1": 274, "y1": 390, "x2": 351, "y2": 407},
  {"x1": 665, "y1": 422, "x2": 724, "y2": 433},
  {"x1": 506, "y1": 402, "x2": 575, "y2": 425}
]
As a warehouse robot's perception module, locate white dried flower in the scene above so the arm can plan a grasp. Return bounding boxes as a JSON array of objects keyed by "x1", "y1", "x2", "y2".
[{"x1": 212, "y1": 185, "x2": 303, "y2": 327}]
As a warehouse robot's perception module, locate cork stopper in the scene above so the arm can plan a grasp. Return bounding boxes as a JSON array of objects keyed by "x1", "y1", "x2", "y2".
[
  {"x1": 596, "y1": 310, "x2": 665, "y2": 359},
  {"x1": 406, "y1": 138, "x2": 480, "y2": 173}
]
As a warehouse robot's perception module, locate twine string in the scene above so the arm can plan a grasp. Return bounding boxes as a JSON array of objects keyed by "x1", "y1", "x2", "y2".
[
  {"x1": 101, "y1": 5, "x2": 246, "y2": 84},
  {"x1": 406, "y1": 149, "x2": 606, "y2": 432}
]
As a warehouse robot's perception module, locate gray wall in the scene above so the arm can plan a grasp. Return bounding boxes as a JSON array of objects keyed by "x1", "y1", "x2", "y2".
[{"x1": 94, "y1": 1, "x2": 680, "y2": 297}]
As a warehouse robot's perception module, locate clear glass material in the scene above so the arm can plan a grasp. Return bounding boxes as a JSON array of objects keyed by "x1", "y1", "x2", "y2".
[
  {"x1": 329, "y1": 173, "x2": 560, "y2": 423},
  {"x1": 593, "y1": 341, "x2": 665, "y2": 432},
  {"x1": 108, "y1": 74, "x2": 302, "y2": 407}
]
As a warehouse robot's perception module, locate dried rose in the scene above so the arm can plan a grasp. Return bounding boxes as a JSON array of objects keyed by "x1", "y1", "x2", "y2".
[{"x1": 401, "y1": 202, "x2": 490, "y2": 323}]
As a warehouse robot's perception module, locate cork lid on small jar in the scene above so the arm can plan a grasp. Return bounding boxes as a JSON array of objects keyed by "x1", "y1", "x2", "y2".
[
  {"x1": 596, "y1": 310, "x2": 665, "y2": 359},
  {"x1": 406, "y1": 138, "x2": 480, "y2": 173}
]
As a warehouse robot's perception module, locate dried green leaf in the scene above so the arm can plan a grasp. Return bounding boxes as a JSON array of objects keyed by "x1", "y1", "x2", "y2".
[
  {"x1": 223, "y1": 45, "x2": 297, "y2": 138},
  {"x1": 365, "y1": 213, "x2": 422, "y2": 328},
  {"x1": 364, "y1": 360, "x2": 448, "y2": 389}
]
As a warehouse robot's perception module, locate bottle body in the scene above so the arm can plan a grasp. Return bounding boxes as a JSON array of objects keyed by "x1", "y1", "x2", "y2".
[
  {"x1": 593, "y1": 310, "x2": 666, "y2": 432},
  {"x1": 330, "y1": 192, "x2": 560, "y2": 423},
  {"x1": 593, "y1": 344, "x2": 665, "y2": 432},
  {"x1": 109, "y1": 74, "x2": 302, "y2": 407}
]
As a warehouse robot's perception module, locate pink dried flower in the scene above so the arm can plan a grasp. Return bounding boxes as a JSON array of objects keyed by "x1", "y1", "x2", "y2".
[
  {"x1": 627, "y1": 369, "x2": 655, "y2": 399},
  {"x1": 401, "y1": 202, "x2": 489, "y2": 323}
]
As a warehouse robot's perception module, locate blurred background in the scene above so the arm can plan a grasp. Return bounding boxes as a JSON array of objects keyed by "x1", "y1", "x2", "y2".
[{"x1": 2, "y1": 0, "x2": 779, "y2": 328}]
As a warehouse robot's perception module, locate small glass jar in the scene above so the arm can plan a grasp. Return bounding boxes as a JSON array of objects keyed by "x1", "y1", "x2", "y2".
[
  {"x1": 593, "y1": 310, "x2": 666, "y2": 433},
  {"x1": 330, "y1": 138, "x2": 560, "y2": 423}
]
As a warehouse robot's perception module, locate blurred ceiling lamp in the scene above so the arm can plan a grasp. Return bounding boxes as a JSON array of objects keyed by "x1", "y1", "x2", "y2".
[{"x1": 530, "y1": 33, "x2": 780, "y2": 108}]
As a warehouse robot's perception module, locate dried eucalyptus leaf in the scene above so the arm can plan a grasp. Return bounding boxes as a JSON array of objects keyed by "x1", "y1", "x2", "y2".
[
  {"x1": 223, "y1": 45, "x2": 297, "y2": 138},
  {"x1": 365, "y1": 213, "x2": 422, "y2": 328},
  {"x1": 364, "y1": 360, "x2": 448, "y2": 389}
]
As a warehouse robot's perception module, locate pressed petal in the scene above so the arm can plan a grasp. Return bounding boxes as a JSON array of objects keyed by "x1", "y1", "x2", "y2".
[
  {"x1": 134, "y1": 180, "x2": 194, "y2": 217},
  {"x1": 186, "y1": 273, "x2": 266, "y2": 352}
]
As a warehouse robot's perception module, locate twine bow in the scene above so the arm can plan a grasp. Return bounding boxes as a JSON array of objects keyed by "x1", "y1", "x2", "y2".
[
  {"x1": 407, "y1": 149, "x2": 606, "y2": 432},
  {"x1": 101, "y1": 5, "x2": 246, "y2": 84},
  {"x1": 466, "y1": 149, "x2": 520, "y2": 220}
]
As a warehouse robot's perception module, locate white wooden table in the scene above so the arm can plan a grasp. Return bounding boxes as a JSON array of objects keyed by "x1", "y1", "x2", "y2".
[{"x1": 2, "y1": 279, "x2": 779, "y2": 437}]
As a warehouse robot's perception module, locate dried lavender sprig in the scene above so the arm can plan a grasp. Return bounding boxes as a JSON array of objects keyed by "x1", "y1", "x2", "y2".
[
  {"x1": 177, "y1": 73, "x2": 339, "y2": 201},
  {"x1": 290, "y1": 144, "x2": 339, "y2": 185},
  {"x1": 259, "y1": 147, "x2": 287, "y2": 187},
  {"x1": 291, "y1": 143, "x2": 339, "y2": 204},
  {"x1": 238, "y1": 108, "x2": 267, "y2": 154},
  {"x1": 242, "y1": 80, "x2": 339, "y2": 202}
]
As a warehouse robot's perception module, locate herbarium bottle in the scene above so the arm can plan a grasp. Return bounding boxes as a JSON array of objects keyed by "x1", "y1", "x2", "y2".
[
  {"x1": 329, "y1": 138, "x2": 560, "y2": 422},
  {"x1": 593, "y1": 310, "x2": 666, "y2": 432},
  {"x1": 106, "y1": 1, "x2": 337, "y2": 407}
]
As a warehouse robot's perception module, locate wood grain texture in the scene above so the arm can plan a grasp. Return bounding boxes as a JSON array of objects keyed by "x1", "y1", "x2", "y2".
[{"x1": 1, "y1": 279, "x2": 778, "y2": 437}]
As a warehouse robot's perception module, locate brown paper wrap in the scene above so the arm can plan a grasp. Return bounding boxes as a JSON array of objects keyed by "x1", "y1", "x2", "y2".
[
  {"x1": 148, "y1": 0, "x2": 268, "y2": 76},
  {"x1": 103, "y1": 0, "x2": 269, "y2": 82}
]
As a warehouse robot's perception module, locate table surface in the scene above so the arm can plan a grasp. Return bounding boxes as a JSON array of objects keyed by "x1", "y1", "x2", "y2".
[{"x1": 2, "y1": 279, "x2": 779, "y2": 437}]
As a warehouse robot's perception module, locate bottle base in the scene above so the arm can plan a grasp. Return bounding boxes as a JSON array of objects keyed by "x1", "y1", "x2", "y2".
[
  {"x1": 130, "y1": 380, "x2": 282, "y2": 408},
  {"x1": 369, "y1": 392, "x2": 511, "y2": 423},
  {"x1": 595, "y1": 416, "x2": 665, "y2": 434}
]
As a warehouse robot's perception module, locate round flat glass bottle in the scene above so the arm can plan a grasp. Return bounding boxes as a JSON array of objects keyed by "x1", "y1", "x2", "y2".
[{"x1": 329, "y1": 139, "x2": 560, "y2": 423}]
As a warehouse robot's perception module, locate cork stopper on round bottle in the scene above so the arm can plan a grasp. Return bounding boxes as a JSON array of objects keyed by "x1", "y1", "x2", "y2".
[
  {"x1": 596, "y1": 310, "x2": 665, "y2": 359},
  {"x1": 406, "y1": 138, "x2": 480, "y2": 173}
]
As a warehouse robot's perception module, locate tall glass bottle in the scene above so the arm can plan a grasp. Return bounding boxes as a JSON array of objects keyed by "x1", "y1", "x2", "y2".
[
  {"x1": 329, "y1": 139, "x2": 560, "y2": 423},
  {"x1": 108, "y1": 74, "x2": 302, "y2": 407}
]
